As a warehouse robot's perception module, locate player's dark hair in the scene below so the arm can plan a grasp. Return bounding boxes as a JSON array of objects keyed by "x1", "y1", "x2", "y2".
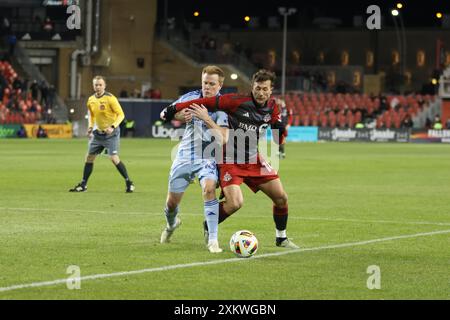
[{"x1": 252, "y1": 69, "x2": 276, "y2": 86}]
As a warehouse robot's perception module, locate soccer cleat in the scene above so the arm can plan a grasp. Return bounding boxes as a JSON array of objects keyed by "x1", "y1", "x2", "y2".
[
  {"x1": 126, "y1": 180, "x2": 135, "y2": 193},
  {"x1": 160, "y1": 217, "x2": 181, "y2": 243},
  {"x1": 69, "y1": 183, "x2": 87, "y2": 192},
  {"x1": 276, "y1": 238, "x2": 299, "y2": 249},
  {"x1": 207, "y1": 240, "x2": 223, "y2": 253}
]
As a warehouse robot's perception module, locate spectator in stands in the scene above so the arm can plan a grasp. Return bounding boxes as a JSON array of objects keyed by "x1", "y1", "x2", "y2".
[
  {"x1": 124, "y1": 119, "x2": 136, "y2": 137},
  {"x1": 7, "y1": 34, "x2": 16, "y2": 59},
  {"x1": 132, "y1": 88, "x2": 141, "y2": 98},
  {"x1": 32, "y1": 15, "x2": 42, "y2": 31},
  {"x1": 277, "y1": 98, "x2": 293, "y2": 159},
  {"x1": 12, "y1": 77, "x2": 22, "y2": 91},
  {"x1": 2, "y1": 17, "x2": 11, "y2": 34},
  {"x1": 30, "y1": 80, "x2": 40, "y2": 101},
  {"x1": 47, "y1": 85, "x2": 56, "y2": 109},
  {"x1": 207, "y1": 38, "x2": 217, "y2": 50},
  {"x1": 355, "y1": 122, "x2": 365, "y2": 129},
  {"x1": 150, "y1": 88, "x2": 162, "y2": 99},
  {"x1": 40, "y1": 81, "x2": 49, "y2": 106},
  {"x1": 36, "y1": 125, "x2": 48, "y2": 138},
  {"x1": 119, "y1": 89, "x2": 129, "y2": 98},
  {"x1": 402, "y1": 115, "x2": 414, "y2": 129},
  {"x1": 16, "y1": 125, "x2": 27, "y2": 138},
  {"x1": 433, "y1": 115, "x2": 443, "y2": 130},
  {"x1": 425, "y1": 117, "x2": 432, "y2": 129},
  {"x1": 42, "y1": 17, "x2": 54, "y2": 32}
]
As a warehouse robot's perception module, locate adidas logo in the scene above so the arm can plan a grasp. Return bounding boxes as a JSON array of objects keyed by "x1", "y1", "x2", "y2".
[{"x1": 243, "y1": 112, "x2": 250, "y2": 117}]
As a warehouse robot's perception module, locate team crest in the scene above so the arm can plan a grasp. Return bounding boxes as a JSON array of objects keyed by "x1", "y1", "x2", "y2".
[
  {"x1": 263, "y1": 114, "x2": 271, "y2": 122},
  {"x1": 223, "y1": 172, "x2": 232, "y2": 182},
  {"x1": 100, "y1": 104, "x2": 106, "y2": 110}
]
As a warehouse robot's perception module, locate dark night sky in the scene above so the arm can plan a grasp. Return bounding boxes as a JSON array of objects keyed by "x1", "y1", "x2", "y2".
[{"x1": 158, "y1": 0, "x2": 450, "y2": 29}]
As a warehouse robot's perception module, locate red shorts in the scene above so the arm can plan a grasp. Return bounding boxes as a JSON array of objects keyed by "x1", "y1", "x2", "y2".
[{"x1": 218, "y1": 160, "x2": 279, "y2": 193}]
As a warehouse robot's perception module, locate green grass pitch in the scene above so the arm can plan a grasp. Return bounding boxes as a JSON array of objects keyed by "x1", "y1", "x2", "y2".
[{"x1": 0, "y1": 138, "x2": 449, "y2": 299}]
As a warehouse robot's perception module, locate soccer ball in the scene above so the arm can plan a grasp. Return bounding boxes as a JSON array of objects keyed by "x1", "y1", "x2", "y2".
[{"x1": 229, "y1": 230, "x2": 258, "y2": 258}]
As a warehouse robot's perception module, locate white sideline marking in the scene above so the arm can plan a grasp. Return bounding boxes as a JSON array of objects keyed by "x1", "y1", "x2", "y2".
[
  {"x1": 1, "y1": 207, "x2": 450, "y2": 226},
  {"x1": 0, "y1": 229, "x2": 449, "y2": 294}
]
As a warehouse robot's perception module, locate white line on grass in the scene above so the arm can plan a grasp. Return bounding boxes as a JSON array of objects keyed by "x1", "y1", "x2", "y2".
[
  {"x1": 1, "y1": 228, "x2": 449, "y2": 294},
  {"x1": 2, "y1": 207, "x2": 450, "y2": 227}
]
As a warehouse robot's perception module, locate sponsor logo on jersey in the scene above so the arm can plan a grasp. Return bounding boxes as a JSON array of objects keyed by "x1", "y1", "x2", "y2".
[
  {"x1": 238, "y1": 122, "x2": 258, "y2": 131},
  {"x1": 223, "y1": 172, "x2": 232, "y2": 182}
]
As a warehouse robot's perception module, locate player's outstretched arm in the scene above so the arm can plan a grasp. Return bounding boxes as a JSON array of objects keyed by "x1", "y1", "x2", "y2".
[{"x1": 187, "y1": 103, "x2": 229, "y2": 145}]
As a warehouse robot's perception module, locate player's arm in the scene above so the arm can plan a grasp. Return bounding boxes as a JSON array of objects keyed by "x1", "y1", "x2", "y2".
[
  {"x1": 270, "y1": 102, "x2": 287, "y2": 145},
  {"x1": 110, "y1": 96, "x2": 125, "y2": 129},
  {"x1": 161, "y1": 94, "x2": 241, "y2": 121},
  {"x1": 188, "y1": 104, "x2": 229, "y2": 145},
  {"x1": 87, "y1": 101, "x2": 94, "y2": 136},
  {"x1": 174, "y1": 109, "x2": 192, "y2": 123},
  {"x1": 287, "y1": 108, "x2": 294, "y2": 129}
]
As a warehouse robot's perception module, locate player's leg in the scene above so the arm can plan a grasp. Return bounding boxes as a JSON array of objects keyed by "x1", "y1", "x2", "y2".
[
  {"x1": 69, "y1": 135, "x2": 102, "y2": 192},
  {"x1": 200, "y1": 178, "x2": 222, "y2": 253},
  {"x1": 279, "y1": 143, "x2": 286, "y2": 159},
  {"x1": 196, "y1": 160, "x2": 222, "y2": 252},
  {"x1": 220, "y1": 185, "x2": 244, "y2": 220},
  {"x1": 106, "y1": 131, "x2": 134, "y2": 192},
  {"x1": 257, "y1": 178, "x2": 299, "y2": 249},
  {"x1": 160, "y1": 162, "x2": 190, "y2": 243},
  {"x1": 165, "y1": 192, "x2": 183, "y2": 228},
  {"x1": 109, "y1": 154, "x2": 135, "y2": 192},
  {"x1": 217, "y1": 164, "x2": 245, "y2": 224},
  {"x1": 160, "y1": 191, "x2": 183, "y2": 243}
]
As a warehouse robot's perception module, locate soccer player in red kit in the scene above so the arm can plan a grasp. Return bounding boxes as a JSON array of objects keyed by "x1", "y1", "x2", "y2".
[
  {"x1": 277, "y1": 98, "x2": 293, "y2": 159},
  {"x1": 162, "y1": 70, "x2": 298, "y2": 249}
]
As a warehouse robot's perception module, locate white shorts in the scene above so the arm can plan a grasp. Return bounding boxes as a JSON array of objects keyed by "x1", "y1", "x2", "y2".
[{"x1": 168, "y1": 159, "x2": 218, "y2": 193}]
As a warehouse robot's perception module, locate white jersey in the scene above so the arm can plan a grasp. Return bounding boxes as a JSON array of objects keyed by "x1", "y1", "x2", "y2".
[{"x1": 173, "y1": 90, "x2": 228, "y2": 162}]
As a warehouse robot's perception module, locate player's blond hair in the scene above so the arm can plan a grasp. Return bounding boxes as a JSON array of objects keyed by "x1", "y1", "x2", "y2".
[
  {"x1": 93, "y1": 75, "x2": 106, "y2": 83},
  {"x1": 202, "y1": 66, "x2": 225, "y2": 85}
]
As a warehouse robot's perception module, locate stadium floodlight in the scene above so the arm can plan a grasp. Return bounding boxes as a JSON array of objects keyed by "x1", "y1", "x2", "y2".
[
  {"x1": 396, "y1": 3, "x2": 403, "y2": 9},
  {"x1": 278, "y1": 7, "x2": 297, "y2": 98},
  {"x1": 391, "y1": 7, "x2": 406, "y2": 93},
  {"x1": 230, "y1": 73, "x2": 238, "y2": 80},
  {"x1": 436, "y1": 12, "x2": 443, "y2": 19}
]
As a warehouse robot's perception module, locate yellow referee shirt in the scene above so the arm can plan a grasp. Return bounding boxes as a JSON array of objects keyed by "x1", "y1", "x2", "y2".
[{"x1": 87, "y1": 92, "x2": 125, "y2": 131}]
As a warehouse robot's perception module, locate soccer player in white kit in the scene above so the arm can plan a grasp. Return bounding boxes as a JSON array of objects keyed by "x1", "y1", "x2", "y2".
[{"x1": 160, "y1": 66, "x2": 229, "y2": 253}]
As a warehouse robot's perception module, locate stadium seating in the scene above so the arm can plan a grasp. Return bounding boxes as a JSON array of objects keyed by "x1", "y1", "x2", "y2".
[
  {"x1": 280, "y1": 92, "x2": 435, "y2": 129},
  {"x1": 0, "y1": 60, "x2": 44, "y2": 125}
]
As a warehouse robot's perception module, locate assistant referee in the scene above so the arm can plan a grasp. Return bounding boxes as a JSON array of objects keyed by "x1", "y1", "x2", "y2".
[{"x1": 69, "y1": 75, "x2": 135, "y2": 193}]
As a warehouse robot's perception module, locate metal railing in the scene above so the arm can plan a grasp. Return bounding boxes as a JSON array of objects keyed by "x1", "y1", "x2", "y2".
[
  {"x1": 13, "y1": 42, "x2": 68, "y2": 123},
  {"x1": 159, "y1": 30, "x2": 257, "y2": 78}
]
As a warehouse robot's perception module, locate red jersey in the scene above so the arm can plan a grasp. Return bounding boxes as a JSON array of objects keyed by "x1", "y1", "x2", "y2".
[{"x1": 175, "y1": 93, "x2": 286, "y2": 164}]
